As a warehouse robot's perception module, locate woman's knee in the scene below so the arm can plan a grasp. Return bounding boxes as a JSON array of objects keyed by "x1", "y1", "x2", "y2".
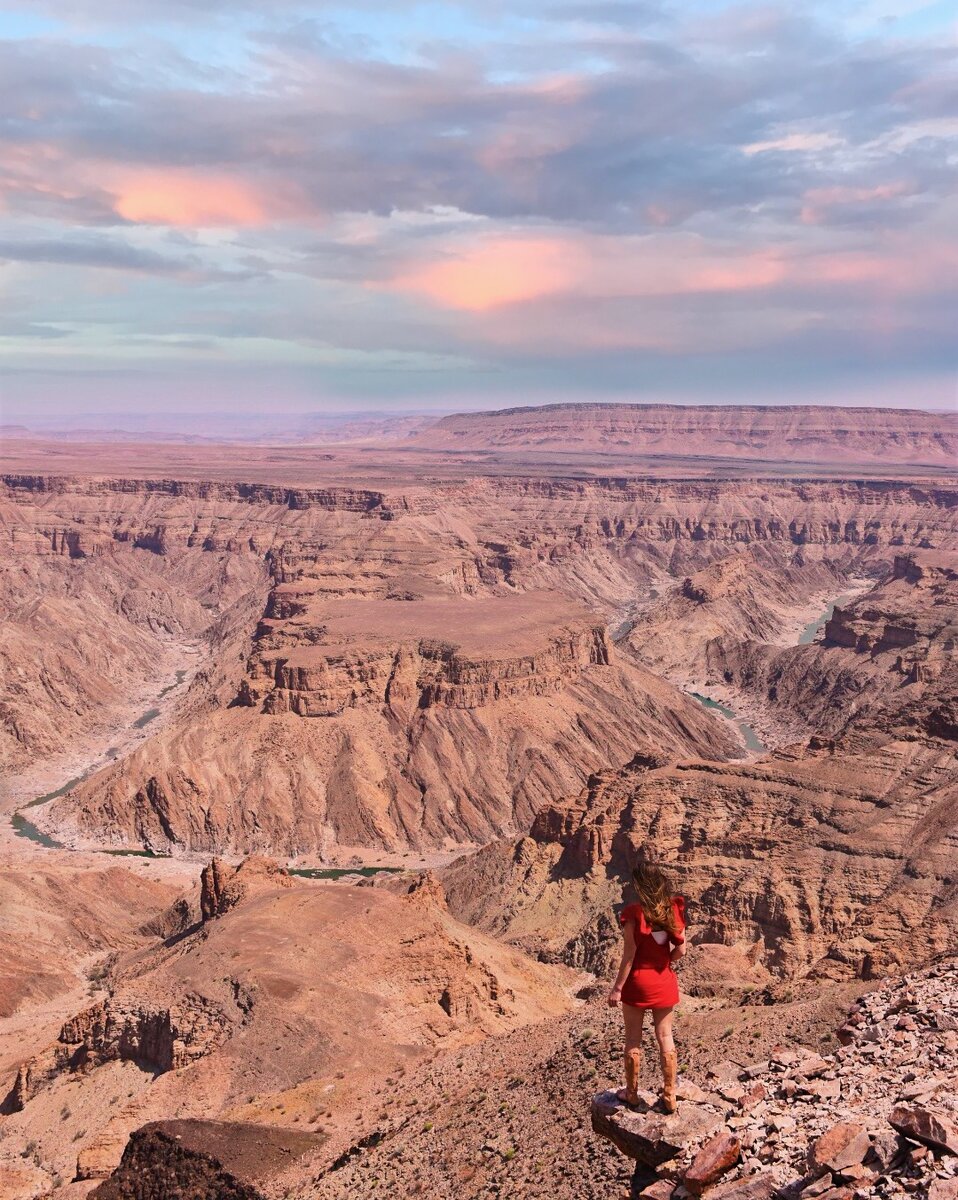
[{"x1": 652, "y1": 1013, "x2": 674, "y2": 1048}]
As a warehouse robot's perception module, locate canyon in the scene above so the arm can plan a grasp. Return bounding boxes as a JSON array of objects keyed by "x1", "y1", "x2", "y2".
[{"x1": 0, "y1": 403, "x2": 955, "y2": 1199}]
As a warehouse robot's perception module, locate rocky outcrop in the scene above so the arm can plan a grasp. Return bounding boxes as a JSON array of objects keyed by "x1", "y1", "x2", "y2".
[
  {"x1": 591, "y1": 1091, "x2": 725, "y2": 1165},
  {"x1": 200, "y1": 856, "x2": 292, "y2": 920},
  {"x1": 90, "y1": 1120, "x2": 325, "y2": 1200},
  {"x1": 825, "y1": 552, "x2": 957, "y2": 657},
  {"x1": 2, "y1": 993, "x2": 232, "y2": 1112},
  {"x1": 590, "y1": 958, "x2": 958, "y2": 1200},
  {"x1": 241, "y1": 614, "x2": 611, "y2": 717}
]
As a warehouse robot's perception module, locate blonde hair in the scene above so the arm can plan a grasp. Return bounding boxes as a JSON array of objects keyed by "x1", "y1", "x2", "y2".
[{"x1": 631, "y1": 861, "x2": 680, "y2": 936}]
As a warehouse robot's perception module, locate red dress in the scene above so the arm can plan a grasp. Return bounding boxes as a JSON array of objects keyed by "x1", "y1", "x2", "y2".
[{"x1": 619, "y1": 897, "x2": 685, "y2": 1009}]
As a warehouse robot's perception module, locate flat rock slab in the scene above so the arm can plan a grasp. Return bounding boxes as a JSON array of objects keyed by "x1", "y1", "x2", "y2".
[
  {"x1": 889, "y1": 1105, "x2": 958, "y2": 1156},
  {"x1": 91, "y1": 1120, "x2": 327, "y2": 1200},
  {"x1": 706, "y1": 1177, "x2": 775, "y2": 1200},
  {"x1": 592, "y1": 1090, "x2": 724, "y2": 1166}
]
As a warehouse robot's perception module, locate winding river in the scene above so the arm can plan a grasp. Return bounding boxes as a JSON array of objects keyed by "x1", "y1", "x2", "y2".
[
  {"x1": 9, "y1": 670, "x2": 191, "y2": 854},
  {"x1": 684, "y1": 588, "x2": 865, "y2": 757},
  {"x1": 797, "y1": 593, "x2": 857, "y2": 645},
  {"x1": 689, "y1": 692, "x2": 766, "y2": 753},
  {"x1": 8, "y1": 667, "x2": 398, "y2": 879}
]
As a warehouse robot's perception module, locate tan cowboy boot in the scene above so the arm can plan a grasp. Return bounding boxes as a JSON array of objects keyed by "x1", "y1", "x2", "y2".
[
  {"x1": 617, "y1": 1047, "x2": 641, "y2": 1106},
  {"x1": 660, "y1": 1048, "x2": 677, "y2": 1113}
]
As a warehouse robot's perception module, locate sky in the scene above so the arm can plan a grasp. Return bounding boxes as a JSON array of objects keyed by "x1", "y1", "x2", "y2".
[{"x1": 0, "y1": 0, "x2": 956, "y2": 425}]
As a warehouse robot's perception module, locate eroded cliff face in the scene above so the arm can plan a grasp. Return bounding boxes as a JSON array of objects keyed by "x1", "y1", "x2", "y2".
[
  {"x1": 3, "y1": 993, "x2": 235, "y2": 1113},
  {"x1": 677, "y1": 551, "x2": 958, "y2": 746},
  {"x1": 444, "y1": 732, "x2": 958, "y2": 987},
  {"x1": 3, "y1": 474, "x2": 956, "y2": 854},
  {"x1": 239, "y1": 595, "x2": 612, "y2": 717}
]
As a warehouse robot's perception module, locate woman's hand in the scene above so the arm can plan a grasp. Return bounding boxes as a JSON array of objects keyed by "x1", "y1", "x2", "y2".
[{"x1": 607, "y1": 987, "x2": 622, "y2": 1008}]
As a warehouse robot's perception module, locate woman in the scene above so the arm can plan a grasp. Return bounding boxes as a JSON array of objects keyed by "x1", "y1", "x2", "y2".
[{"x1": 607, "y1": 861, "x2": 686, "y2": 1113}]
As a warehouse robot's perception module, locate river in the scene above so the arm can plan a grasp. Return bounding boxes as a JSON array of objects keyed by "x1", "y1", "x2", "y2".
[
  {"x1": 689, "y1": 692, "x2": 766, "y2": 753},
  {"x1": 8, "y1": 665, "x2": 399, "y2": 879},
  {"x1": 9, "y1": 669, "x2": 192, "y2": 854},
  {"x1": 797, "y1": 593, "x2": 857, "y2": 645},
  {"x1": 686, "y1": 586, "x2": 867, "y2": 756}
]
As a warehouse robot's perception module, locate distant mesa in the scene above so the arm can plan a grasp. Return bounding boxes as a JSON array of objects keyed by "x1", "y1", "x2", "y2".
[{"x1": 410, "y1": 402, "x2": 957, "y2": 467}]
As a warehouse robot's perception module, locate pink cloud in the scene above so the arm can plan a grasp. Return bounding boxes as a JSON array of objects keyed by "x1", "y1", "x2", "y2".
[
  {"x1": 387, "y1": 236, "x2": 585, "y2": 311},
  {"x1": 800, "y1": 181, "x2": 912, "y2": 224},
  {"x1": 111, "y1": 168, "x2": 308, "y2": 227},
  {"x1": 386, "y1": 232, "x2": 788, "y2": 313},
  {"x1": 0, "y1": 143, "x2": 316, "y2": 229}
]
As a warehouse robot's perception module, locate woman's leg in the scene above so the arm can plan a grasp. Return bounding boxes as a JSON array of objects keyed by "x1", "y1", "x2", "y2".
[
  {"x1": 652, "y1": 1006, "x2": 677, "y2": 1112},
  {"x1": 617, "y1": 1003, "x2": 646, "y2": 1104}
]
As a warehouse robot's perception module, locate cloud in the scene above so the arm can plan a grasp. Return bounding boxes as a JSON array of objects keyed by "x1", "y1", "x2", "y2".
[
  {"x1": 0, "y1": 0, "x2": 953, "y2": 409},
  {"x1": 799, "y1": 181, "x2": 915, "y2": 225},
  {"x1": 0, "y1": 233, "x2": 261, "y2": 279},
  {"x1": 743, "y1": 132, "x2": 844, "y2": 155},
  {"x1": 387, "y1": 237, "x2": 583, "y2": 310},
  {"x1": 112, "y1": 170, "x2": 279, "y2": 228}
]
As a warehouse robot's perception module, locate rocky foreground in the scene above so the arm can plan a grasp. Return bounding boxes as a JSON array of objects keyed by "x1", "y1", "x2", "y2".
[{"x1": 594, "y1": 958, "x2": 957, "y2": 1200}]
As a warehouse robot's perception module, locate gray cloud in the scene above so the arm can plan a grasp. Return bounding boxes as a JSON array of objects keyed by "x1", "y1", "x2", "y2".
[{"x1": 0, "y1": 235, "x2": 262, "y2": 280}]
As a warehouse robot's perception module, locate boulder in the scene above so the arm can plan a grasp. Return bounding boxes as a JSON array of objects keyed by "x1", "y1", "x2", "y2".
[
  {"x1": 591, "y1": 1091, "x2": 725, "y2": 1167},
  {"x1": 739, "y1": 1082, "x2": 766, "y2": 1111},
  {"x1": 684, "y1": 1133, "x2": 742, "y2": 1194},
  {"x1": 807, "y1": 1123, "x2": 871, "y2": 1175},
  {"x1": 795, "y1": 1054, "x2": 831, "y2": 1079},
  {"x1": 800, "y1": 1174, "x2": 838, "y2": 1196},
  {"x1": 889, "y1": 1105, "x2": 958, "y2": 1156}
]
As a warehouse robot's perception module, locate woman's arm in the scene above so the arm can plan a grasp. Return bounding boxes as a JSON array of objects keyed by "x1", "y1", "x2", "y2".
[
  {"x1": 607, "y1": 920, "x2": 637, "y2": 1006},
  {"x1": 669, "y1": 897, "x2": 686, "y2": 966}
]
